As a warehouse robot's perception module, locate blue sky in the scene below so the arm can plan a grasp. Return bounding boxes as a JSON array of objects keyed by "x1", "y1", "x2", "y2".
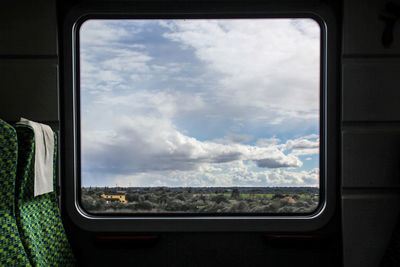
[{"x1": 79, "y1": 19, "x2": 320, "y2": 187}]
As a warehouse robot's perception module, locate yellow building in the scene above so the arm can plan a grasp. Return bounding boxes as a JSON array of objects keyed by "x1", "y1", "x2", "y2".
[{"x1": 101, "y1": 193, "x2": 127, "y2": 204}]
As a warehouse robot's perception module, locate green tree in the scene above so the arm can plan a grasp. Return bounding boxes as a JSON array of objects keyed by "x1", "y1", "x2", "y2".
[
  {"x1": 136, "y1": 200, "x2": 153, "y2": 211},
  {"x1": 125, "y1": 192, "x2": 140, "y2": 202},
  {"x1": 230, "y1": 189, "x2": 240, "y2": 200},
  {"x1": 212, "y1": 195, "x2": 229, "y2": 204},
  {"x1": 272, "y1": 193, "x2": 284, "y2": 200}
]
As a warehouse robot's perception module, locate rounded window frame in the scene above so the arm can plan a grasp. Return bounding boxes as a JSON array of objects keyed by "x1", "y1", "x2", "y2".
[{"x1": 61, "y1": 1, "x2": 338, "y2": 232}]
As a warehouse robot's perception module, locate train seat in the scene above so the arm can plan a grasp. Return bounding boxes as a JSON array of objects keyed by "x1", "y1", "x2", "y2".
[
  {"x1": 15, "y1": 123, "x2": 75, "y2": 266},
  {"x1": 0, "y1": 119, "x2": 31, "y2": 266}
]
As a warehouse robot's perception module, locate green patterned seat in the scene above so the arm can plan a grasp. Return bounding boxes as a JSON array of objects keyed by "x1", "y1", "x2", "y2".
[
  {"x1": 0, "y1": 119, "x2": 31, "y2": 266},
  {"x1": 15, "y1": 124, "x2": 75, "y2": 267}
]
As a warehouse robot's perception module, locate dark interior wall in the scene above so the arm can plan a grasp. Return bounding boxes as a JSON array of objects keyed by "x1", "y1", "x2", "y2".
[
  {"x1": 0, "y1": 0, "x2": 59, "y2": 130},
  {"x1": 1, "y1": 0, "x2": 400, "y2": 266},
  {"x1": 341, "y1": 0, "x2": 400, "y2": 266}
]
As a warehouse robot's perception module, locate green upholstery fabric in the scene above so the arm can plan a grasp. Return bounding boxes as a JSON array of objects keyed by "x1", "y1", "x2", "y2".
[
  {"x1": 0, "y1": 119, "x2": 31, "y2": 266},
  {"x1": 15, "y1": 125, "x2": 75, "y2": 267}
]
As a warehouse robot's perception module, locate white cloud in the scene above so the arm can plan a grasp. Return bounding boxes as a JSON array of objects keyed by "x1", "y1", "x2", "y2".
[
  {"x1": 162, "y1": 19, "x2": 320, "y2": 121},
  {"x1": 212, "y1": 134, "x2": 253, "y2": 144},
  {"x1": 80, "y1": 20, "x2": 133, "y2": 46},
  {"x1": 83, "y1": 163, "x2": 319, "y2": 187},
  {"x1": 80, "y1": 46, "x2": 153, "y2": 93},
  {"x1": 79, "y1": 19, "x2": 321, "y2": 188},
  {"x1": 80, "y1": 19, "x2": 320, "y2": 132},
  {"x1": 256, "y1": 137, "x2": 281, "y2": 147},
  {"x1": 82, "y1": 116, "x2": 302, "y2": 176},
  {"x1": 93, "y1": 90, "x2": 205, "y2": 118},
  {"x1": 265, "y1": 168, "x2": 319, "y2": 186},
  {"x1": 285, "y1": 135, "x2": 319, "y2": 156},
  {"x1": 80, "y1": 20, "x2": 157, "y2": 94}
]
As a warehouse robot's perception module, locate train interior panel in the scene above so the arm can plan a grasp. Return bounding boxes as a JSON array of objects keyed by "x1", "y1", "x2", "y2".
[{"x1": 1, "y1": 0, "x2": 400, "y2": 266}]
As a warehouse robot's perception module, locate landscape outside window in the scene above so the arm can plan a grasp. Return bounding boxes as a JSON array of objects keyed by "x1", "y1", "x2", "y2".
[{"x1": 79, "y1": 19, "x2": 321, "y2": 214}]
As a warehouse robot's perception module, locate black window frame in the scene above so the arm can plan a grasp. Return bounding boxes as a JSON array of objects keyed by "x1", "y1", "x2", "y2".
[{"x1": 62, "y1": 1, "x2": 338, "y2": 232}]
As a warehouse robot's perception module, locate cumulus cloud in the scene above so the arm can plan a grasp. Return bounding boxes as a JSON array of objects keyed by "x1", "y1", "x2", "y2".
[
  {"x1": 286, "y1": 139, "x2": 318, "y2": 150},
  {"x1": 285, "y1": 135, "x2": 319, "y2": 156},
  {"x1": 212, "y1": 134, "x2": 253, "y2": 144},
  {"x1": 80, "y1": 20, "x2": 133, "y2": 46},
  {"x1": 255, "y1": 158, "x2": 298, "y2": 168},
  {"x1": 80, "y1": 47, "x2": 152, "y2": 93},
  {"x1": 265, "y1": 168, "x2": 319, "y2": 187},
  {"x1": 92, "y1": 89, "x2": 205, "y2": 120},
  {"x1": 162, "y1": 19, "x2": 320, "y2": 121},
  {"x1": 83, "y1": 163, "x2": 319, "y2": 188},
  {"x1": 79, "y1": 19, "x2": 321, "y2": 187},
  {"x1": 82, "y1": 116, "x2": 302, "y2": 175},
  {"x1": 81, "y1": 19, "x2": 320, "y2": 121},
  {"x1": 80, "y1": 20, "x2": 173, "y2": 94},
  {"x1": 256, "y1": 137, "x2": 281, "y2": 147}
]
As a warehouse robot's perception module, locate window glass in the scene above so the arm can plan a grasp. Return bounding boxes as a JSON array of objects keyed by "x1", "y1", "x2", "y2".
[{"x1": 79, "y1": 19, "x2": 320, "y2": 214}]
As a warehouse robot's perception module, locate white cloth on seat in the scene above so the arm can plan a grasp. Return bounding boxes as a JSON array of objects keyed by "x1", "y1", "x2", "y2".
[{"x1": 17, "y1": 118, "x2": 54, "y2": 197}]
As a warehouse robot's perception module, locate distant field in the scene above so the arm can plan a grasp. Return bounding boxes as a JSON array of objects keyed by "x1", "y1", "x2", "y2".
[
  {"x1": 81, "y1": 187, "x2": 319, "y2": 214},
  {"x1": 211, "y1": 193, "x2": 309, "y2": 198},
  {"x1": 209, "y1": 193, "x2": 275, "y2": 198}
]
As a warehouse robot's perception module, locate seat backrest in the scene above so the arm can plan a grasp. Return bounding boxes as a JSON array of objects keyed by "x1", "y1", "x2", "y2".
[
  {"x1": 0, "y1": 119, "x2": 18, "y2": 212},
  {"x1": 15, "y1": 124, "x2": 75, "y2": 267},
  {"x1": 0, "y1": 119, "x2": 31, "y2": 266}
]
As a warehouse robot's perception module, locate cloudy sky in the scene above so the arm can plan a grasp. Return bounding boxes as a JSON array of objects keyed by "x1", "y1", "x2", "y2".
[{"x1": 79, "y1": 19, "x2": 320, "y2": 188}]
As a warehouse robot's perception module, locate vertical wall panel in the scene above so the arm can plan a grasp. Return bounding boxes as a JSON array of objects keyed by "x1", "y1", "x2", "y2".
[
  {"x1": 342, "y1": 194, "x2": 400, "y2": 267},
  {"x1": 0, "y1": 0, "x2": 57, "y2": 56},
  {"x1": 0, "y1": 60, "x2": 59, "y2": 122},
  {"x1": 343, "y1": 0, "x2": 400, "y2": 55},
  {"x1": 0, "y1": 0, "x2": 59, "y2": 124},
  {"x1": 342, "y1": 0, "x2": 400, "y2": 266},
  {"x1": 342, "y1": 131, "x2": 400, "y2": 188},
  {"x1": 342, "y1": 59, "x2": 400, "y2": 121}
]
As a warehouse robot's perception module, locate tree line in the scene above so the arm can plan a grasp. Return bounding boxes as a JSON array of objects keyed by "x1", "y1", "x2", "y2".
[{"x1": 81, "y1": 187, "x2": 319, "y2": 214}]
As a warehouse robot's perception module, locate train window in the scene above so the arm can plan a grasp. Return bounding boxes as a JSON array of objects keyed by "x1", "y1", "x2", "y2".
[
  {"x1": 63, "y1": 3, "x2": 337, "y2": 231},
  {"x1": 79, "y1": 18, "x2": 321, "y2": 215}
]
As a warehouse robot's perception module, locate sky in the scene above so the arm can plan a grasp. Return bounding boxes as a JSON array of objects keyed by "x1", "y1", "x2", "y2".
[{"x1": 79, "y1": 19, "x2": 321, "y2": 188}]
